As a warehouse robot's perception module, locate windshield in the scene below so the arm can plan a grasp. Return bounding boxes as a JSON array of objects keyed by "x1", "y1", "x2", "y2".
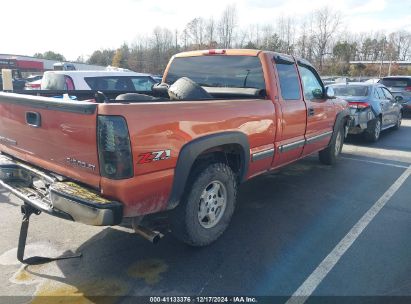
[
  {"x1": 332, "y1": 85, "x2": 368, "y2": 97},
  {"x1": 166, "y1": 55, "x2": 265, "y2": 90}
]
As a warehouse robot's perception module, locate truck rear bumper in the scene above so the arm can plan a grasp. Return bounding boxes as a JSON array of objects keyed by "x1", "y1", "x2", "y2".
[{"x1": 0, "y1": 154, "x2": 122, "y2": 226}]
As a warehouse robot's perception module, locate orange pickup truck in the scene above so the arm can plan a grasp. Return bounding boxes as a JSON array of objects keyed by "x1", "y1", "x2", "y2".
[{"x1": 0, "y1": 49, "x2": 349, "y2": 251}]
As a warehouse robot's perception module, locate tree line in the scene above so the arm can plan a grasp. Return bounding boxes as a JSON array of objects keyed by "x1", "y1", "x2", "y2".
[{"x1": 39, "y1": 6, "x2": 411, "y2": 77}]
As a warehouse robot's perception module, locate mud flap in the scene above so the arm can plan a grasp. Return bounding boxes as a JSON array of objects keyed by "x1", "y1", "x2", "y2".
[{"x1": 17, "y1": 204, "x2": 82, "y2": 265}]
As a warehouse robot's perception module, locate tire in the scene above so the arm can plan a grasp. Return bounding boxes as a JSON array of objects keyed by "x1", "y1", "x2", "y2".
[
  {"x1": 319, "y1": 125, "x2": 344, "y2": 165},
  {"x1": 170, "y1": 162, "x2": 237, "y2": 246},
  {"x1": 364, "y1": 118, "x2": 382, "y2": 142},
  {"x1": 393, "y1": 111, "x2": 402, "y2": 130},
  {"x1": 115, "y1": 93, "x2": 159, "y2": 101},
  {"x1": 168, "y1": 77, "x2": 212, "y2": 100}
]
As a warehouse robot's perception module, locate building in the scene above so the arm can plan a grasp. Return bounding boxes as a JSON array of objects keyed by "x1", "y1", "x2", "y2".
[{"x1": 0, "y1": 54, "x2": 105, "y2": 76}]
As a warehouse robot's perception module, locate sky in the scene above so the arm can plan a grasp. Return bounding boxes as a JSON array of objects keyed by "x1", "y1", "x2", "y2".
[{"x1": 1, "y1": 0, "x2": 410, "y2": 61}]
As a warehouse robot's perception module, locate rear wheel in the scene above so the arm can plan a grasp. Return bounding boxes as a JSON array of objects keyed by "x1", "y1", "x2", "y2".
[
  {"x1": 319, "y1": 125, "x2": 344, "y2": 165},
  {"x1": 364, "y1": 118, "x2": 381, "y2": 142},
  {"x1": 170, "y1": 162, "x2": 237, "y2": 246},
  {"x1": 393, "y1": 112, "x2": 402, "y2": 130}
]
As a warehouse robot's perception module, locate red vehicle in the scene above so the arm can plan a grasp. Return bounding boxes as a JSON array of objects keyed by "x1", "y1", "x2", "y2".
[{"x1": 0, "y1": 50, "x2": 349, "y2": 259}]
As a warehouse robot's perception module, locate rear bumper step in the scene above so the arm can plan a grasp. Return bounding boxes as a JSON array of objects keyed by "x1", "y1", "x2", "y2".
[{"x1": 0, "y1": 154, "x2": 122, "y2": 226}]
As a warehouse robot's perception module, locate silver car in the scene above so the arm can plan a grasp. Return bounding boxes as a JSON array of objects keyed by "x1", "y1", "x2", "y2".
[
  {"x1": 329, "y1": 83, "x2": 403, "y2": 142},
  {"x1": 379, "y1": 76, "x2": 411, "y2": 111}
]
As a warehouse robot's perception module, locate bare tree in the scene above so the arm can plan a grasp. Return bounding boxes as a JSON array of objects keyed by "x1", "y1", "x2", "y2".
[
  {"x1": 185, "y1": 18, "x2": 206, "y2": 48},
  {"x1": 277, "y1": 16, "x2": 296, "y2": 53},
  {"x1": 205, "y1": 18, "x2": 217, "y2": 47},
  {"x1": 389, "y1": 31, "x2": 411, "y2": 61},
  {"x1": 311, "y1": 7, "x2": 341, "y2": 70},
  {"x1": 218, "y1": 5, "x2": 238, "y2": 48},
  {"x1": 83, "y1": 8, "x2": 411, "y2": 77},
  {"x1": 295, "y1": 16, "x2": 316, "y2": 62},
  {"x1": 150, "y1": 27, "x2": 174, "y2": 73},
  {"x1": 181, "y1": 29, "x2": 189, "y2": 50}
]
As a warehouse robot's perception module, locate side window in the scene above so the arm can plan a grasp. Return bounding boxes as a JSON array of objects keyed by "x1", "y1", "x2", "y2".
[
  {"x1": 381, "y1": 87, "x2": 394, "y2": 100},
  {"x1": 275, "y1": 62, "x2": 301, "y2": 100},
  {"x1": 113, "y1": 77, "x2": 131, "y2": 90},
  {"x1": 377, "y1": 87, "x2": 387, "y2": 100},
  {"x1": 131, "y1": 77, "x2": 155, "y2": 91},
  {"x1": 85, "y1": 77, "x2": 109, "y2": 90},
  {"x1": 298, "y1": 65, "x2": 323, "y2": 100},
  {"x1": 373, "y1": 87, "x2": 381, "y2": 99}
]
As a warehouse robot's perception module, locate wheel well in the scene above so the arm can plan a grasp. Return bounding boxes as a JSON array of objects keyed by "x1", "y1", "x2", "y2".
[{"x1": 192, "y1": 144, "x2": 244, "y2": 181}]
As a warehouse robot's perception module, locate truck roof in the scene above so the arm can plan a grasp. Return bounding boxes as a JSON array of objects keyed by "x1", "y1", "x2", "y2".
[{"x1": 174, "y1": 49, "x2": 262, "y2": 58}]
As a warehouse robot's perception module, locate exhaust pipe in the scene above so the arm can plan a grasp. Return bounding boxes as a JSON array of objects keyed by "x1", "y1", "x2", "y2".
[{"x1": 131, "y1": 218, "x2": 163, "y2": 244}]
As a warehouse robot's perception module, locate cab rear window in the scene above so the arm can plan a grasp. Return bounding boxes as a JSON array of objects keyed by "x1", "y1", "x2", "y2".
[{"x1": 166, "y1": 56, "x2": 265, "y2": 90}]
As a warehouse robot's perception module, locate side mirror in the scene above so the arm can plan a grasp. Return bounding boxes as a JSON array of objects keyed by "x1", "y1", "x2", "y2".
[
  {"x1": 395, "y1": 95, "x2": 405, "y2": 103},
  {"x1": 312, "y1": 88, "x2": 323, "y2": 99},
  {"x1": 325, "y1": 86, "x2": 335, "y2": 99}
]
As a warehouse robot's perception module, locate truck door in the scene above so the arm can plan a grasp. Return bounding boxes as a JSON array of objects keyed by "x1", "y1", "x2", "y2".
[
  {"x1": 297, "y1": 62, "x2": 335, "y2": 156},
  {"x1": 271, "y1": 54, "x2": 307, "y2": 167}
]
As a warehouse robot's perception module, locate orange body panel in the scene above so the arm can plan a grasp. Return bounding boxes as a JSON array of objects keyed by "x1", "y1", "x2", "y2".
[
  {"x1": 0, "y1": 101, "x2": 101, "y2": 188},
  {"x1": 98, "y1": 97, "x2": 276, "y2": 216},
  {"x1": 0, "y1": 50, "x2": 348, "y2": 218}
]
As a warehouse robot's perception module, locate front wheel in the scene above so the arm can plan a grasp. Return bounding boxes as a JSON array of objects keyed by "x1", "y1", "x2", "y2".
[
  {"x1": 170, "y1": 162, "x2": 238, "y2": 246},
  {"x1": 319, "y1": 125, "x2": 344, "y2": 165}
]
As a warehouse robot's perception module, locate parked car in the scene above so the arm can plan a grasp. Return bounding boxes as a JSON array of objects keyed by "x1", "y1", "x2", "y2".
[
  {"x1": 378, "y1": 76, "x2": 411, "y2": 110},
  {"x1": 328, "y1": 82, "x2": 403, "y2": 142},
  {"x1": 25, "y1": 75, "x2": 43, "y2": 83},
  {"x1": 364, "y1": 78, "x2": 380, "y2": 84},
  {"x1": 41, "y1": 71, "x2": 157, "y2": 91},
  {"x1": 25, "y1": 78, "x2": 42, "y2": 90},
  {"x1": 0, "y1": 49, "x2": 350, "y2": 255}
]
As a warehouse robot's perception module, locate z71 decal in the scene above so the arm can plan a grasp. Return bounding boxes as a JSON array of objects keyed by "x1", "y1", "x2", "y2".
[{"x1": 138, "y1": 150, "x2": 171, "y2": 164}]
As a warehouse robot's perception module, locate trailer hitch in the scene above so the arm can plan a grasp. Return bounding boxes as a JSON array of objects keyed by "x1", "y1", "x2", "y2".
[{"x1": 17, "y1": 204, "x2": 82, "y2": 265}]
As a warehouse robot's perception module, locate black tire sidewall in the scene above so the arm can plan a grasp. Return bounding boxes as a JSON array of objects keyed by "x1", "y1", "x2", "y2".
[
  {"x1": 178, "y1": 163, "x2": 237, "y2": 246},
  {"x1": 334, "y1": 126, "x2": 344, "y2": 156},
  {"x1": 168, "y1": 77, "x2": 212, "y2": 100},
  {"x1": 394, "y1": 112, "x2": 402, "y2": 129},
  {"x1": 365, "y1": 118, "x2": 381, "y2": 142},
  {"x1": 319, "y1": 124, "x2": 344, "y2": 165}
]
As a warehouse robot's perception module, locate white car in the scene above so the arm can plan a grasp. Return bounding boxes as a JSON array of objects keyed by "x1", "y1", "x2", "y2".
[
  {"x1": 25, "y1": 79, "x2": 42, "y2": 90},
  {"x1": 41, "y1": 71, "x2": 157, "y2": 91}
]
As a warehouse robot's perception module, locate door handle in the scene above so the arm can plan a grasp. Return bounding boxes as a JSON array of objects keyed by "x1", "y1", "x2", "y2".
[
  {"x1": 26, "y1": 112, "x2": 41, "y2": 127},
  {"x1": 308, "y1": 107, "x2": 315, "y2": 116}
]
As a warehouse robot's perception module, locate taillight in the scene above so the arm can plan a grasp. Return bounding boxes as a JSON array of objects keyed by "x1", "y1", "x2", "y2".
[
  {"x1": 348, "y1": 102, "x2": 370, "y2": 109},
  {"x1": 97, "y1": 115, "x2": 133, "y2": 179},
  {"x1": 405, "y1": 86, "x2": 411, "y2": 91}
]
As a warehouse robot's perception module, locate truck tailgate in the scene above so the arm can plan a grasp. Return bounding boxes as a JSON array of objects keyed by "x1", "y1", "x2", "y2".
[{"x1": 0, "y1": 93, "x2": 100, "y2": 188}]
